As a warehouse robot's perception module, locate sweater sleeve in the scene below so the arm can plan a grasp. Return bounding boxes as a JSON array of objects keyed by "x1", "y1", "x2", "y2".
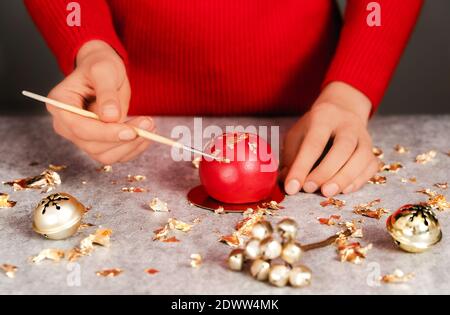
[
  {"x1": 322, "y1": 0, "x2": 423, "y2": 113},
  {"x1": 24, "y1": 0, "x2": 128, "y2": 75}
]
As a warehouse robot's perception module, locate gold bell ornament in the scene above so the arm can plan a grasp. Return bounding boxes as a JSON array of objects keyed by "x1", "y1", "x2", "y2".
[
  {"x1": 386, "y1": 204, "x2": 442, "y2": 253},
  {"x1": 32, "y1": 193, "x2": 86, "y2": 240}
]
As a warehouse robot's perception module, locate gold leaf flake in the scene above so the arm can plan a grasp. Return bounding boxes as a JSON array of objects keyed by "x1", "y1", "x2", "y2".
[
  {"x1": 219, "y1": 233, "x2": 243, "y2": 248},
  {"x1": 145, "y1": 268, "x2": 159, "y2": 275},
  {"x1": 368, "y1": 175, "x2": 387, "y2": 185},
  {"x1": 339, "y1": 220, "x2": 364, "y2": 238},
  {"x1": 149, "y1": 198, "x2": 169, "y2": 212},
  {"x1": 78, "y1": 222, "x2": 95, "y2": 230},
  {"x1": 127, "y1": 175, "x2": 147, "y2": 182},
  {"x1": 96, "y1": 268, "x2": 123, "y2": 277},
  {"x1": 415, "y1": 150, "x2": 437, "y2": 164},
  {"x1": 381, "y1": 269, "x2": 415, "y2": 284},
  {"x1": 261, "y1": 200, "x2": 284, "y2": 210},
  {"x1": 434, "y1": 182, "x2": 448, "y2": 190},
  {"x1": 372, "y1": 147, "x2": 384, "y2": 159},
  {"x1": 162, "y1": 236, "x2": 180, "y2": 243},
  {"x1": 97, "y1": 165, "x2": 112, "y2": 172},
  {"x1": 30, "y1": 249, "x2": 65, "y2": 264},
  {"x1": 153, "y1": 225, "x2": 170, "y2": 241},
  {"x1": 3, "y1": 170, "x2": 61, "y2": 192},
  {"x1": 121, "y1": 186, "x2": 146, "y2": 193},
  {"x1": 168, "y1": 218, "x2": 193, "y2": 232},
  {"x1": 48, "y1": 164, "x2": 67, "y2": 171},
  {"x1": 353, "y1": 199, "x2": 389, "y2": 219},
  {"x1": 416, "y1": 188, "x2": 436, "y2": 197},
  {"x1": 235, "y1": 213, "x2": 265, "y2": 236},
  {"x1": 214, "y1": 206, "x2": 225, "y2": 214},
  {"x1": 427, "y1": 194, "x2": 450, "y2": 211},
  {"x1": 317, "y1": 215, "x2": 341, "y2": 226},
  {"x1": 394, "y1": 145, "x2": 409, "y2": 154},
  {"x1": 0, "y1": 193, "x2": 16, "y2": 208},
  {"x1": 320, "y1": 198, "x2": 346, "y2": 209},
  {"x1": 79, "y1": 228, "x2": 112, "y2": 256},
  {"x1": 190, "y1": 254, "x2": 203, "y2": 268},
  {"x1": 380, "y1": 162, "x2": 403, "y2": 173},
  {"x1": 336, "y1": 240, "x2": 372, "y2": 264},
  {"x1": 1, "y1": 264, "x2": 17, "y2": 278},
  {"x1": 401, "y1": 177, "x2": 417, "y2": 183}
]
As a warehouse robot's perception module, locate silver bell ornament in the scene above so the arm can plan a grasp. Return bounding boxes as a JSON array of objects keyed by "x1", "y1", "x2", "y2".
[
  {"x1": 276, "y1": 218, "x2": 298, "y2": 241},
  {"x1": 386, "y1": 204, "x2": 442, "y2": 253},
  {"x1": 32, "y1": 193, "x2": 86, "y2": 240},
  {"x1": 244, "y1": 238, "x2": 262, "y2": 260},
  {"x1": 268, "y1": 264, "x2": 290, "y2": 287},
  {"x1": 250, "y1": 259, "x2": 271, "y2": 281},
  {"x1": 260, "y1": 237, "x2": 282, "y2": 260},
  {"x1": 281, "y1": 241, "x2": 303, "y2": 264},
  {"x1": 251, "y1": 221, "x2": 273, "y2": 240},
  {"x1": 228, "y1": 249, "x2": 245, "y2": 271},
  {"x1": 289, "y1": 266, "x2": 312, "y2": 288}
]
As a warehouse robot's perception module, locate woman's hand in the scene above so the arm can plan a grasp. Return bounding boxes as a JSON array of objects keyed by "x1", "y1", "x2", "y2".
[
  {"x1": 282, "y1": 82, "x2": 379, "y2": 197},
  {"x1": 47, "y1": 40, "x2": 154, "y2": 165}
]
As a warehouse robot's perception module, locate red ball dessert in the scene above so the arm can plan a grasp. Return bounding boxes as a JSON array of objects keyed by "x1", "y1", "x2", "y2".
[{"x1": 199, "y1": 133, "x2": 279, "y2": 204}]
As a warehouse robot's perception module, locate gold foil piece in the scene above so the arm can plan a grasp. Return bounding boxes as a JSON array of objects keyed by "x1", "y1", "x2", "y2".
[
  {"x1": 4, "y1": 170, "x2": 61, "y2": 192},
  {"x1": 372, "y1": 147, "x2": 384, "y2": 159},
  {"x1": 168, "y1": 218, "x2": 193, "y2": 232},
  {"x1": 353, "y1": 199, "x2": 389, "y2": 219},
  {"x1": 97, "y1": 165, "x2": 112, "y2": 172},
  {"x1": 190, "y1": 253, "x2": 203, "y2": 268},
  {"x1": 121, "y1": 187, "x2": 146, "y2": 193},
  {"x1": 401, "y1": 177, "x2": 417, "y2": 183},
  {"x1": 0, "y1": 193, "x2": 16, "y2": 208},
  {"x1": 145, "y1": 268, "x2": 159, "y2": 275},
  {"x1": 320, "y1": 198, "x2": 346, "y2": 209},
  {"x1": 394, "y1": 145, "x2": 409, "y2": 154},
  {"x1": 1, "y1": 264, "x2": 17, "y2": 278},
  {"x1": 96, "y1": 268, "x2": 123, "y2": 277},
  {"x1": 381, "y1": 269, "x2": 415, "y2": 284},
  {"x1": 434, "y1": 182, "x2": 448, "y2": 189},
  {"x1": 336, "y1": 239, "x2": 372, "y2": 264},
  {"x1": 48, "y1": 164, "x2": 67, "y2": 171},
  {"x1": 149, "y1": 198, "x2": 169, "y2": 212},
  {"x1": 30, "y1": 248, "x2": 65, "y2": 264},
  {"x1": 368, "y1": 175, "x2": 387, "y2": 185},
  {"x1": 219, "y1": 233, "x2": 243, "y2": 248},
  {"x1": 261, "y1": 200, "x2": 284, "y2": 210},
  {"x1": 317, "y1": 215, "x2": 341, "y2": 226},
  {"x1": 415, "y1": 150, "x2": 437, "y2": 164},
  {"x1": 127, "y1": 175, "x2": 146, "y2": 182},
  {"x1": 380, "y1": 162, "x2": 403, "y2": 173}
]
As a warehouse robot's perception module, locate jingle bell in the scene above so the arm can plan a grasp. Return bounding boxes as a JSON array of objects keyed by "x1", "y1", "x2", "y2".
[
  {"x1": 289, "y1": 266, "x2": 312, "y2": 288},
  {"x1": 268, "y1": 264, "x2": 290, "y2": 287},
  {"x1": 32, "y1": 193, "x2": 86, "y2": 240},
  {"x1": 281, "y1": 241, "x2": 303, "y2": 265},
  {"x1": 276, "y1": 218, "x2": 298, "y2": 241},
  {"x1": 250, "y1": 259, "x2": 271, "y2": 281},
  {"x1": 260, "y1": 237, "x2": 282, "y2": 260},
  {"x1": 244, "y1": 238, "x2": 262, "y2": 260},
  {"x1": 251, "y1": 221, "x2": 273, "y2": 240},
  {"x1": 228, "y1": 249, "x2": 245, "y2": 271},
  {"x1": 386, "y1": 204, "x2": 442, "y2": 253}
]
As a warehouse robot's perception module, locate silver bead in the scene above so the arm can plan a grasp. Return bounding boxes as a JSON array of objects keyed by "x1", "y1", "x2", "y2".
[
  {"x1": 32, "y1": 193, "x2": 86, "y2": 240},
  {"x1": 250, "y1": 259, "x2": 271, "y2": 281},
  {"x1": 386, "y1": 204, "x2": 442, "y2": 253},
  {"x1": 228, "y1": 249, "x2": 245, "y2": 271},
  {"x1": 289, "y1": 265, "x2": 312, "y2": 288},
  {"x1": 281, "y1": 241, "x2": 303, "y2": 265},
  {"x1": 268, "y1": 264, "x2": 290, "y2": 287},
  {"x1": 251, "y1": 221, "x2": 273, "y2": 240},
  {"x1": 260, "y1": 237, "x2": 282, "y2": 260},
  {"x1": 276, "y1": 218, "x2": 298, "y2": 241},
  {"x1": 244, "y1": 238, "x2": 262, "y2": 260}
]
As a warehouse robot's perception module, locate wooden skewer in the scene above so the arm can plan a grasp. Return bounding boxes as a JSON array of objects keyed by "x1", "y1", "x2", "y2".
[{"x1": 22, "y1": 91, "x2": 219, "y2": 161}]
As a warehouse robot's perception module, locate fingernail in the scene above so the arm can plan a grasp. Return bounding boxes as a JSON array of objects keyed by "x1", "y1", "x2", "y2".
[
  {"x1": 322, "y1": 183, "x2": 339, "y2": 197},
  {"x1": 285, "y1": 179, "x2": 301, "y2": 195},
  {"x1": 139, "y1": 118, "x2": 153, "y2": 130},
  {"x1": 303, "y1": 181, "x2": 318, "y2": 193},
  {"x1": 119, "y1": 129, "x2": 136, "y2": 141},
  {"x1": 102, "y1": 104, "x2": 119, "y2": 118},
  {"x1": 343, "y1": 184, "x2": 354, "y2": 194}
]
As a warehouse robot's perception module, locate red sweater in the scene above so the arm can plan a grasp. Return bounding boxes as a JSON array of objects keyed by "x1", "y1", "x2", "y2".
[{"x1": 25, "y1": 0, "x2": 422, "y2": 116}]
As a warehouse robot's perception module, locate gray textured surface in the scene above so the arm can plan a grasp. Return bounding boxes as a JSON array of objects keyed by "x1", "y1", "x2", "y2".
[{"x1": 0, "y1": 115, "x2": 449, "y2": 295}]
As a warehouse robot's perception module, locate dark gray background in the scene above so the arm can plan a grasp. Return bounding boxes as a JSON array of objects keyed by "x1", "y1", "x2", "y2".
[{"x1": 0, "y1": 0, "x2": 448, "y2": 115}]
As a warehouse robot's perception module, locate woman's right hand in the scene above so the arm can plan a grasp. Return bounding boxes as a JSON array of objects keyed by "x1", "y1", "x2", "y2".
[{"x1": 47, "y1": 40, "x2": 154, "y2": 165}]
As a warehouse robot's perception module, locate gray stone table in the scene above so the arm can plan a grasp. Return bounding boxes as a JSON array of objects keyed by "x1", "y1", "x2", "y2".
[{"x1": 0, "y1": 115, "x2": 449, "y2": 295}]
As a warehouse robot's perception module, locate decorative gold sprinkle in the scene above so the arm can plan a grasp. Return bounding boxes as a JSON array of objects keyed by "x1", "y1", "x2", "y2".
[
  {"x1": 127, "y1": 175, "x2": 146, "y2": 182},
  {"x1": 368, "y1": 175, "x2": 387, "y2": 185},
  {"x1": 320, "y1": 198, "x2": 346, "y2": 209},
  {"x1": 121, "y1": 187, "x2": 146, "y2": 193},
  {"x1": 97, "y1": 165, "x2": 112, "y2": 172},
  {"x1": 394, "y1": 145, "x2": 409, "y2": 154},
  {"x1": 372, "y1": 147, "x2": 384, "y2": 159},
  {"x1": 219, "y1": 233, "x2": 243, "y2": 248},
  {"x1": 380, "y1": 162, "x2": 403, "y2": 173},
  {"x1": 48, "y1": 164, "x2": 67, "y2": 171},
  {"x1": 30, "y1": 249, "x2": 65, "y2": 264},
  {"x1": 381, "y1": 269, "x2": 415, "y2": 284},
  {"x1": 145, "y1": 268, "x2": 159, "y2": 275},
  {"x1": 317, "y1": 215, "x2": 341, "y2": 226},
  {"x1": 0, "y1": 193, "x2": 16, "y2": 208},
  {"x1": 214, "y1": 206, "x2": 225, "y2": 214},
  {"x1": 96, "y1": 268, "x2": 123, "y2": 277},
  {"x1": 434, "y1": 182, "x2": 448, "y2": 190},
  {"x1": 1, "y1": 264, "x2": 18, "y2": 278},
  {"x1": 353, "y1": 199, "x2": 389, "y2": 219},
  {"x1": 190, "y1": 254, "x2": 203, "y2": 268},
  {"x1": 3, "y1": 170, "x2": 61, "y2": 193},
  {"x1": 401, "y1": 177, "x2": 417, "y2": 183},
  {"x1": 336, "y1": 239, "x2": 372, "y2": 264},
  {"x1": 415, "y1": 150, "x2": 437, "y2": 164},
  {"x1": 261, "y1": 200, "x2": 284, "y2": 210},
  {"x1": 149, "y1": 198, "x2": 169, "y2": 212},
  {"x1": 168, "y1": 218, "x2": 193, "y2": 232}
]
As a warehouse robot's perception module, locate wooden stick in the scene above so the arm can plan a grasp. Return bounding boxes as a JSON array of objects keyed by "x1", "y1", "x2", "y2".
[{"x1": 22, "y1": 91, "x2": 219, "y2": 160}]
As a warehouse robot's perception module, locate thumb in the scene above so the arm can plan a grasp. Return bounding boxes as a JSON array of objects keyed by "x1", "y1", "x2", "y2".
[{"x1": 89, "y1": 61, "x2": 124, "y2": 123}]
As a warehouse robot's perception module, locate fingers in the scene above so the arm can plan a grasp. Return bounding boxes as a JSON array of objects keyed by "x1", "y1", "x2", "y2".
[
  {"x1": 344, "y1": 158, "x2": 379, "y2": 194},
  {"x1": 284, "y1": 125, "x2": 331, "y2": 195},
  {"x1": 321, "y1": 138, "x2": 374, "y2": 197},
  {"x1": 88, "y1": 60, "x2": 127, "y2": 123},
  {"x1": 302, "y1": 128, "x2": 358, "y2": 193}
]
